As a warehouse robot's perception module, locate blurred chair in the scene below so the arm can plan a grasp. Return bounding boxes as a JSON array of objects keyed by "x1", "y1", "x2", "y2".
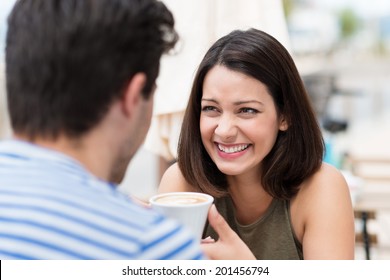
[
  {"x1": 349, "y1": 155, "x2": 390, "y2": 259},
  {"x1": 302, "y1": 72, "x2": 356, "y2": 168},
  {"x1": 301, "y1": 73, "x2": 337, "y2": 122}
]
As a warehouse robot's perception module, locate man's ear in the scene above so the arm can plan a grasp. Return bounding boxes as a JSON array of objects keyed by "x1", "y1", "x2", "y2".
[
  {"x1": 122, "y1": 73, "x2": 147, "y2": 117},
  {"x1": 279, "y1": 115, "x2": 289, "y2": 131}
]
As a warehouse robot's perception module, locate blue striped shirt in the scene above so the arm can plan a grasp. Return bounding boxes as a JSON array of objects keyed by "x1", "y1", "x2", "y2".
[{"x1": 0, "y1": 140, "x2": 205, "y2": 260}]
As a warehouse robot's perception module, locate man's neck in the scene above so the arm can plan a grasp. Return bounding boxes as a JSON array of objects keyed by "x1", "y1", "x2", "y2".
[{"x1": 14, "y1": 132, "x2": 113, "y2": 182}]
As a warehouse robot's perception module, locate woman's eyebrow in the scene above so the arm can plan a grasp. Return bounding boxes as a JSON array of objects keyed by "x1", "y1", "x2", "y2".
[
  {"x1": 201, "y1": 98, "x2": 264, "y2": 106},
  {"x1": 201, "y1": 98, "x2": 218, "y2": 103},
  {"x1": 234, "y1": 100, "x2": 264, "y2": 106}
]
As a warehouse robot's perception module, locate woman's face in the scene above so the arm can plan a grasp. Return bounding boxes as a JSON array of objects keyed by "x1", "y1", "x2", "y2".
[{"x1": 200, "y1": 65, "x2": 287, "y2": 177}]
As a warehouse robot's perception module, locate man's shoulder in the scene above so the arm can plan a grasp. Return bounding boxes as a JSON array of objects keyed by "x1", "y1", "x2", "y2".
[
  {"x1": 0, "y1": 175, "x2": 204, "y2": 260},
  {"x1": 0, "y1": 141, "x2": 204, "y2": 260},
  {"x1": 96, "y1": 194, "x2": 205, "y2": 260}
]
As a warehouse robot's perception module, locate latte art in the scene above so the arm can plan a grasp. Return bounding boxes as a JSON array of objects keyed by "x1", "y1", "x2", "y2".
[
  {"x1": 154, "y1": 194, "x2": 208, "y2": 205},
  {"x1": 149, "y1": 192, "x2": 213, "y2": 241}
]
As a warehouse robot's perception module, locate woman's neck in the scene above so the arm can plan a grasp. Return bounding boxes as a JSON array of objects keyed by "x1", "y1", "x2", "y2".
[{"x1": 227, "y1": 174, "x2": 273, "y2": 225}]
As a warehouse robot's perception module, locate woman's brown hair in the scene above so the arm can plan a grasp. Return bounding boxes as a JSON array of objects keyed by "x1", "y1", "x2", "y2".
[{"x1": 178, "y1": 29, "x2": 324, "y2": 200}]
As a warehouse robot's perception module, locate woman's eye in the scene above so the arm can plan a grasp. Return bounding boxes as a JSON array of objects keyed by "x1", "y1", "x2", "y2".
[
  {"x1": 201, "y1": 106, "x2": 217, "y2": 112},
  {"x1": 239, "y1": 107, "x2": 258, "y2": 114}
]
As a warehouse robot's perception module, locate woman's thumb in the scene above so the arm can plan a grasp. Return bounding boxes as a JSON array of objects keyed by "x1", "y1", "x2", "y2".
[{"x1": 207, "y1": 204, "x2": 237, "y2": 241}]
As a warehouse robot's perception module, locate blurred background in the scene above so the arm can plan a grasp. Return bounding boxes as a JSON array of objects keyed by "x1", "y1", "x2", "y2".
[{"x1": 1, "y1": 0, "x2": 389, "y2": 260}]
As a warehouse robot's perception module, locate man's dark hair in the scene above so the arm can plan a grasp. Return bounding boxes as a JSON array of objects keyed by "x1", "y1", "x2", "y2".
[{"x1": 6, "y1": 0, "x2": 178, "y2": 139}]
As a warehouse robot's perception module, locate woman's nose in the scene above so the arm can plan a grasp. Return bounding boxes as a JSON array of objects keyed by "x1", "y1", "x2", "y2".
[{"x1": 214, "y1": 115, "x2": 237, "y2": 141}]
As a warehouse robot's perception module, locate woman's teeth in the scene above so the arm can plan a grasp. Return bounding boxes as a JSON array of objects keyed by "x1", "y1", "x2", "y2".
[{"x1": 218, "y1": 144, "x2": 249, "y2": 154}]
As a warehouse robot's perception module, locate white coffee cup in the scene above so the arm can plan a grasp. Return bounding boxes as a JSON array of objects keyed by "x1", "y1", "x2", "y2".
[{"x1": 149, "y1": 192, "x2": 214, "y2": 241}]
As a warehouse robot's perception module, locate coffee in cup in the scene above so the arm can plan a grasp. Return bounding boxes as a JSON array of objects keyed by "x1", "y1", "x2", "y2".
[
  {"x1": 149, "y1": 192, "x2": 213, "y2": 241},
  {"x1": 153, "y1": 194, "x2": 209, "y2": 205}
]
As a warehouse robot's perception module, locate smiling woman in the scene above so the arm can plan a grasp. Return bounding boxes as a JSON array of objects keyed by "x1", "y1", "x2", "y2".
[
  {"x1": 200, "y1": 66, "x2": 286, "y2": 177},
  {"x1": 158, "y1": 28, "x2": 355, "y2": 260}
]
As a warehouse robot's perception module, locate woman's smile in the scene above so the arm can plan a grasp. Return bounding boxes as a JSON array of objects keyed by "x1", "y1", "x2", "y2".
[{"x1": 215, "y1": 142, "x2": 251, "y2": 159}]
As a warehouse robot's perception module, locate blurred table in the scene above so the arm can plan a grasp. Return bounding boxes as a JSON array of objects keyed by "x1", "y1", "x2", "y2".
[{"x1": 354, "y1": 191, "x2": 390, "y2": 212}]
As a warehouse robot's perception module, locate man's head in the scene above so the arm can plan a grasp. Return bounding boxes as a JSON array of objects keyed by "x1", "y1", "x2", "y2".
[
  {"x1": 5, "y1": 0, "x2": 177, "y2": 183},
  {"x1": 6, "y1": 0, "x2": 177, "y2": 140}
]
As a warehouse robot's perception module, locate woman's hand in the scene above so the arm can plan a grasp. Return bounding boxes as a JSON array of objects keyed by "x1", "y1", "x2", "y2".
[
  {"x1": 201, "y1": 205, "x2": 256, "y2": 260},
  {"x1": 130, "y1": 195, "x2": 150, "y2": 208}
]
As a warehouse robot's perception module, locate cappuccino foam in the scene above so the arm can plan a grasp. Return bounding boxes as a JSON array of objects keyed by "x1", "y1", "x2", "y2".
[{"x1": 154, "y1": 194, "x2": 208, "y2": 205}]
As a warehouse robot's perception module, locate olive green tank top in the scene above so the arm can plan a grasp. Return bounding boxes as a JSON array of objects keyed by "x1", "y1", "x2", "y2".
[{"x1": 204, "y1": 196, "x2": 303, "y2": 260}]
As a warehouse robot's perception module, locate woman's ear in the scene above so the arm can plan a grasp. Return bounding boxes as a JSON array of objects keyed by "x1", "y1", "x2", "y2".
[
  {"x1": 279, "y1": 115, "x2": 289, "y2": 131},
  {"x1": 122, "y1": 73, "x2": 147, "y2": 116}
]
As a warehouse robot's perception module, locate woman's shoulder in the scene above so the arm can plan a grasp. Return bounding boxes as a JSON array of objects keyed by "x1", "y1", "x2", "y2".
[
  {"x1": 299, "y1": 162, "x2": 349, "y2": 197},
  {"x1": 291, "y1": 163, "x2": 355, "y2": 259},
  {"x1": 291, "y1": 162, "x2": 353, "y2": 233},
  {"x1": 158, "y1": 162, "x2": 196, "y2": 193},
  {"x1": 293, "y1": 162, "x2": 351, "y2": 210}
]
